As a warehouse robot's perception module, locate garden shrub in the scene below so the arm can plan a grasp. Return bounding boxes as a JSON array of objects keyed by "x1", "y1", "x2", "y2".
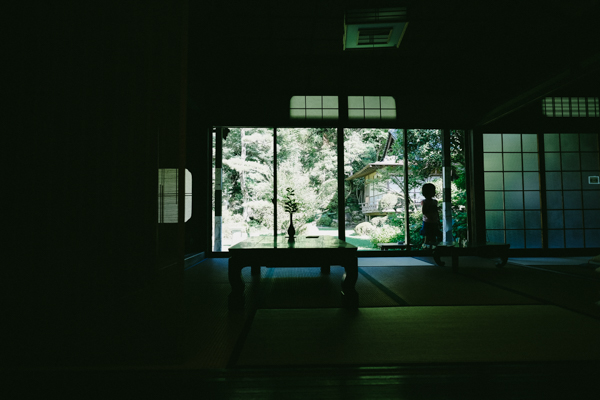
[
  {"x1": 247, "y1": 200, "x2": 275, "y2": 229},
  {"x1": 371, "y1": 216, "x2": 387, "y2": 227},
  {"x1": 380, "y1": 193, "x2": 398, "y2": 211},
  {"x1": 318, "y1": 215, "x2": 332, "y2": 227},
  {"x1": 451, "y1": 185, "x2": 468, "y2": 244},
  {"x1": 355, "y1": 222, "x2": 375, "y2": 236},
  {"x1": 368, "y1": 225, "x2": 403, "y2": 246},
  {"x1": 379, "y1": 212, "x2": 426, "y2": 248},
  {"x1": 409, "y1": 211, "x2": 425, "y2": 248}
]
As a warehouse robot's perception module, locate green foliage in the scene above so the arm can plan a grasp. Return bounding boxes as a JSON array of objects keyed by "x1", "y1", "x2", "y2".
[
  {"x1": 246, "y1": 200, "x2": 275, "y2": 229},
  {"x1": 408, "y1": 210, "x2": 425, "y2": 248},
  {"x1": 317, "y1": 215, "x2": 332, "y2": 227},
  {"x1": 282, "y1": 187, "x2": 300, "y2": 213},
  {"x1": 219, "y1": 127, "x2": 468, "y2": 244},
  {"x1": 345, "y1": 196, "x2": 361, "y2": 213},
  {"x1": 326, "y1": 193, "x2": 338, "y2": 214},
  {"x1": 222, "y1": 128, "x2": 339, "y2": 232},
  {"x1": 355, "y1": 222, "x2": 375, "y2": 236},
  {"x1": 383, "y1": 211, "x2": 425, "y2": 248},
  {"x1": 343, "y1": 128, "x2": 390, "y2": 210},
  {"x1": 452, "y1": 209, "x2": 468, "y2": 243},
  {"x1": 221, "y1": 208, "x2": 248, "y2": 239},
  {"x1": 370, "y1": 216, "x2": 387, "y2": 227},
  {"x1": 390, "y1": 129, "x2": 465, "y2": 192},
  {"x1": 388, "y1": 130, "x2": 468, "y2": 242},
  {"x1": 385, "y1": 212, "x2": 403, "y2": 228},
  {"x1": 380, "y1": 193, "x2": 398, "y2": 211},
  {"x1": 368, "y1": 225, "x2": 404, "y2": 246},
  {"x1": 451, "y1": 185, "x2": 468, "y2": 243}
]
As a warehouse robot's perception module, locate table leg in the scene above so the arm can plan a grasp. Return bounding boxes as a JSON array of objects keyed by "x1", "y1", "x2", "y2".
[
  {"x1": 496, "y1": 253, "x2": 509, "y2": 268},
  {"x1": 228, "y1": 257, "x2": 245, "y2": 309},
  {"x1": 341, "y1": 259, "x2": 359, "y2": 308},
  {"x1": 251, "y1": 265, "x2": 261, "y2": 276},
  {"x1": 432, "y1": 250, "x2": 445, "y2": 266}
]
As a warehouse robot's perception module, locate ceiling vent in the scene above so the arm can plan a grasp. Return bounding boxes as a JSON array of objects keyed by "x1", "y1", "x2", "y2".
[{"x1": 344, "y1": 7, "x2": 408, "y2": 50}]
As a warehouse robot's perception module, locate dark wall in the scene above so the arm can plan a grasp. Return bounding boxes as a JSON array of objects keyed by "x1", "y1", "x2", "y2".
[
  {"x1": 185, "y1": 109, "x2": 211, "y2": 256},
  {"x1": 5, "y1": 1, "x2": 188, "y2": 366}
]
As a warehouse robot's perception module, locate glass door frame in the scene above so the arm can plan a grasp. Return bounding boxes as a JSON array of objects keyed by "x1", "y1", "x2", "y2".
[{"x1": 210, "y1": 125, "x2": 467, "y2": 256}]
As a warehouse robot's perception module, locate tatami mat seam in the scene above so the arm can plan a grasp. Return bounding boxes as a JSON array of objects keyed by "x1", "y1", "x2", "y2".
[
  {"x1": 456, "y1": 270, "x2": 600, "y2": 321},
  {"x1": 226, "y1": 268, "x2": 275, "y2": 368},
  {"x1": 358, "y1": 268, "x2": 409, "y2": 306},
  {"x1": 513, "y1": 263, "x2": 600, "y2": 281}
]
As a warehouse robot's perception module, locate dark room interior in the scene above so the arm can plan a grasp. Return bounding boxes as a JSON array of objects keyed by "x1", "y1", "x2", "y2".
[{"x1": 5, "y1": 0, "x2": 600, "y2": 398}]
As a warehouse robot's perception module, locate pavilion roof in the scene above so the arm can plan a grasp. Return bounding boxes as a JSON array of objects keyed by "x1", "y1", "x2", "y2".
[{"x1": 345, "y1": 161, "x2": 404, "y2": 181}]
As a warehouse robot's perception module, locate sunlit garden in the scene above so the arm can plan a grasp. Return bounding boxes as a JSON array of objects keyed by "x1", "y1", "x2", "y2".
[{"x1": 214, "y1": 128, "x2": 467, "y2": 251}]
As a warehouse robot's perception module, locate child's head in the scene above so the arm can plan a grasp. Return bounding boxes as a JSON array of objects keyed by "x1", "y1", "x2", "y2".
[{"x1": 422, "y1": 183, "x2": 436, "y2": 199}]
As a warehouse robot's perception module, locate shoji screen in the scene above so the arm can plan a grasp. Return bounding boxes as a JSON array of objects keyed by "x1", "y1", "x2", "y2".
[
  {"x1": 483, "y1": 134, "x2": 542, "y2": 248},
  {"x1": 544, "y1": 133, "x2": 600, "y2": 248}
]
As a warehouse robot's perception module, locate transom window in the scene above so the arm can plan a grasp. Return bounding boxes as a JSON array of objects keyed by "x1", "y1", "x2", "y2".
[
  {"x1": 289, "y1": 95, "x2": 396, "y2": 120},
  {"x1": 290, "y1": 96, "x2": 339, "y2": 120},
  {"x1": 542, "y1": 97, "x2": 599, "y2": 117},
  {"x1": 348, "y1": 96, "x2": 396, "y2": 120}
]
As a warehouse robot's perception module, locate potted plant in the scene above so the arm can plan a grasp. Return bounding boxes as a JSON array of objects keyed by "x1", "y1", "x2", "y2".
[{"x1": 282, "y1": 187, "x2": 300, "y2": 241}]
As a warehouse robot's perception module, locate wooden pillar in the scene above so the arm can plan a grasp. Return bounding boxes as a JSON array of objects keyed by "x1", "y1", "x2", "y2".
[
  {"x1": 538, "y1": 132, "x2": 548, "y2": 249},
  {"x1": 338, "y1": 95, "x2": 348, "y2": 241},
  {"x1": 213, "y1": 127, "x2": 223, "y2": 251},
  {"x1": 274, "y1": 127, "x2": 278, "y2": 238},
  {"x1": 442, "y1": 129, "x2": 453, "y2": 243},
  {"x1": 469, "y1": 129, "x2": 486, "y2": 244},
  {"x1": 338, "y1": 127, "x2": 346, "y2": 241},
  {"x1": 464, "y1": 129, "x2": 473, "y2": 244},
  {"x1": 403, "y1": 128, "x2": 410, "y2": 246}
]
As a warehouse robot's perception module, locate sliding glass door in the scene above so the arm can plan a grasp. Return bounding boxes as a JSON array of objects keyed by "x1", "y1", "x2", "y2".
[
  {"x1": 276, "y1": 128, "x2": 338, "y2": 239},
  {"x1": 343, "y1": 128, "x2": 467, "y2": 250},
  {"x1": 214, "y1": 128, "x2": 274, "y2": 251},
  {"x1": 213, "y1": 127, "x2": 338, "y2": 251},
  {"x1": 213, "y1": 126, "x2": 467, "y2": 252}
]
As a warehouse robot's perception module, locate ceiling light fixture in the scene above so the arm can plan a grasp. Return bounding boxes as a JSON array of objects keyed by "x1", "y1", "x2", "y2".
[{"x1": 343, "y1": 7, "x2": 408, "y2": 50}]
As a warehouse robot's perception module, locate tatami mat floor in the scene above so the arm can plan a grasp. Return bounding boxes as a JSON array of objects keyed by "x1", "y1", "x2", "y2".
[
  {"x1": 180, "y1": 255, "x2": 600, "y2": 370},
  {"x1": 8, "y1": 256, "x2": 600, "y2": 399}
]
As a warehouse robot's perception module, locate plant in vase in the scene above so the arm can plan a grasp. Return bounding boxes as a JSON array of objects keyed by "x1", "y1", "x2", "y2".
[{"x1": 282, "y1": 187, "x2": 300, "y2": 241}]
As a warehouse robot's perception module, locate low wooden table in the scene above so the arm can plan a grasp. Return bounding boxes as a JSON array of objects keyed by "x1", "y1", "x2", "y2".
[
  {"x1": 228, "y1": 235, "x2": 358, "y2": 309},
  {"x1": 432, "y1": 242, "x2": 510, "y2": 272}
]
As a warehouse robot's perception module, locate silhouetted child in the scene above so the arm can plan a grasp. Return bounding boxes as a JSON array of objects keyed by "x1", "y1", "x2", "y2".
[{"x1": 420, "y1": 183, "x2": 441, "y2": 248}]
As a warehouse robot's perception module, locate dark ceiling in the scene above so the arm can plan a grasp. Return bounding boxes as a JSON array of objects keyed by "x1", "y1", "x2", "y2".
[{"x1": 189, "y1": 0, "x2": 600, "y2": 126}]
